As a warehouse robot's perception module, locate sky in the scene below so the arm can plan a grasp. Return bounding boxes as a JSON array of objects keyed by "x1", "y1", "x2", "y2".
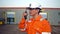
[{"x1": 0, "y1": 0, "x2": 60, "y2": 8}]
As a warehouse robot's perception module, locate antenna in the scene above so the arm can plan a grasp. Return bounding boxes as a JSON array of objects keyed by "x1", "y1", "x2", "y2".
[{"x1": 29, "y1": 3, "x2": 31, "y2": 7}]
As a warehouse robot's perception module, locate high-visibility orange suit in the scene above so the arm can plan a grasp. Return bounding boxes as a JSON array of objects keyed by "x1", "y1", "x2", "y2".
[{"x1": 18, "y1": 15, "x2": 51, "y2": 34}]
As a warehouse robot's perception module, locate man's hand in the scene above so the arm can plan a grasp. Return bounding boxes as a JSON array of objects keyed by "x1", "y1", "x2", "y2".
[
  {"x1": 20, "y1": 28, "x2": 26, "y2": 32},
  {"x1": 22, "y1": 12, "x2": 28, "y2": 19},
  {"x1": 42, "y1": 32, "x2": 51, "y2": 34}
]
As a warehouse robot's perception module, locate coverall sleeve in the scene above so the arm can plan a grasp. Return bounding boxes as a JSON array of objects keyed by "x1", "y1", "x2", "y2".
[
  {"x1": 18, "y1": 18, "x2": 26, "y2": 29},
  {"x1": 42, "y1": 19, "x2": 51, "y2": 32}
]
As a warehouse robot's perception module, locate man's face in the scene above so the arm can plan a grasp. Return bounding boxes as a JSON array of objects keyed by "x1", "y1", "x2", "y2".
[{"x1": 29, "y1": 8, "x2": 39, "y2": 16}]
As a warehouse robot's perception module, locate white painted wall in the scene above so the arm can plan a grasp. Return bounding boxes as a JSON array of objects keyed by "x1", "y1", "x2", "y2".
[{"x1": 0, "y1": 0, "x2": 60, "y2": 8}]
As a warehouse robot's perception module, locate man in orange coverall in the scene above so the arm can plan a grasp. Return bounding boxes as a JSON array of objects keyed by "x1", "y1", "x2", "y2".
[{"x1": 18, "y1": 3, "x2": 51, "y2": 34}]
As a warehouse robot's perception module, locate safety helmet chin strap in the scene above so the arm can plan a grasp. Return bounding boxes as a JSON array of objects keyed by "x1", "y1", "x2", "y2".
[{"x1": 38, "y1": 8, "x2": 42, "y2": 14}]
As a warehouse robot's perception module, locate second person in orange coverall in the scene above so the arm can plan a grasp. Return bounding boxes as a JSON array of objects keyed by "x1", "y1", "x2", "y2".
[{"x1": 18, "y1": 4, "x2": 51, "y2": 34}]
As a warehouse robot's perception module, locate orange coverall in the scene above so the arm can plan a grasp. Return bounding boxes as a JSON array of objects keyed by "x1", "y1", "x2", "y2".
[{"x1": 18, "y1": 15, "x2": 51, "y2": 34}]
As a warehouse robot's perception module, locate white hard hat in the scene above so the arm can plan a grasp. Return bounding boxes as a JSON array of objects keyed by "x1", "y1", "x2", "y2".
[{"x1": 29, "y1": 2, "x2": 41, "y2": 8}]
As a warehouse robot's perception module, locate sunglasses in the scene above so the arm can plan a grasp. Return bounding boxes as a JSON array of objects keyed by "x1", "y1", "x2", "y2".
[{"x1": 27, "y1": 8, "x2": 41, "y2": 10}]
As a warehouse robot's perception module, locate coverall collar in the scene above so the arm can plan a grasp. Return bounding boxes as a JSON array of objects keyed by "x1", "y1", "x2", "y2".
[
  {"x1": 30, "y1": 15, "x2": 42, "y2": 21},
  {"x1": 35, "y1": 15, "x2": 42, "y2": 20}
]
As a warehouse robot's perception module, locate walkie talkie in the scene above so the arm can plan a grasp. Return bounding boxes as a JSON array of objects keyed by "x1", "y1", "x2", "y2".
[
  {"x1": 24, "y1": 10, "x2": 27, "y2": 20},
  {"x1": 24, "y1": 4, "x2": 31, "y2": 20}
]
